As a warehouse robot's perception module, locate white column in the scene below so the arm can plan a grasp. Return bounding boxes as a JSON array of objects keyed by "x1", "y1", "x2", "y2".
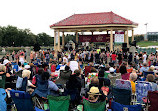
[
  {"x1": 57, "y1": 30, "x2": 60, "y2": 51},
  {"x1": 54, "y1": 30, "x2": 57, "y2": 58},
  {"x1": 126, "y1": 29, "x2": 129, "y2": 47},
  {"x1": 76, "y1": 32, "x2": 78, "y2": 43},
  {"x1": 132, "y1": 29, "x2": 134, "y2": 42},
  {"x1": 62, "y1": 32, "x2": 65, "y2": 48},
  {"x1": 110, "y1": 29, "x2": 113, "y2": 52}
]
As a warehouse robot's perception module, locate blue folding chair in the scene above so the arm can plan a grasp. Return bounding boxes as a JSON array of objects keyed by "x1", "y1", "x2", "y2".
[
  {"x1": 143, "y1": 71, "x2": 154, "y2": 80},
  {"x1": 111, "y1": 101, "x2": 142, "y2": 111},
  {"x1": 10, "y1": 90, "x2": 35, "y2": 111},
  {"x1": 0, "y1": 88, "x2": 7, "y2": 111},
  {"x1": 135, "y1": 81, "x2": 152, "y2": 103}
]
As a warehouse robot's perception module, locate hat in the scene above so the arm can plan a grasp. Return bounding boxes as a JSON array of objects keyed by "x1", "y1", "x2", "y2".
[
  {"x1": 3, "y1": 59, "x2": 10, "y2": 65},
  {"x1": 24, "y1": 65, "x2": 30, "y2": 69},
  {"x1": 109, "y1": 67, "x2": 115, "y2": 73},
  {"x1": 87, "y1": 87, "x2": 101, "y2": 95},
  {"x1": 150, "y1": 65, "x2": 155, "y2": 71}
]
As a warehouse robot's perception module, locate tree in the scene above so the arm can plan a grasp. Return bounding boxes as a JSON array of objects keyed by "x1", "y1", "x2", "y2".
[{"x1": 0, "y1": 25, "x2": 53, "y2": 46}]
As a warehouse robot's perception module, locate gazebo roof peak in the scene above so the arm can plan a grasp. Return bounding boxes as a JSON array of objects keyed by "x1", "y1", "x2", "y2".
[{"x1": 50, "y1": 11, "x2": 138, "y2": 28}]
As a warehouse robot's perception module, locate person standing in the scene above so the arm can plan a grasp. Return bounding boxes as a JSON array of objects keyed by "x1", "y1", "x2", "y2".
[
  {"x1": 12, "y1": 51, "x2": 15, "y2": 61},
  {"x1": 24, "y1": 51, "x2": 27, "y2": 60},
  {"x1": 138, "y1": 52, "x2": 143, "y2": 63},
  {"x1": 19, "y1": 53, "x2": 25, "y2": 65},
  {"x1": 49, "y1": 51, "x2": 54, "y2": 61},
  {"x1": 106, "y1": 51, "x2": 110, "y2": 64},
  {"x1": 30, "y1": 52, "x2": 34, "y2": 63},
  {"x1": 118, "y1": 51, "x2": 123, "y2": 65},
  {"x1": 143, "y1": 52, "x2": 147, "y2": 63},
  {"x1": 111, "y1": 52, "x2": 117, "y2": 64}
]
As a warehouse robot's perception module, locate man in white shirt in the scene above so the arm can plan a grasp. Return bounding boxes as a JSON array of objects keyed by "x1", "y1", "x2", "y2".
[
  {"x1": 143, "y1": 52, "x2": 147, "y2": 63},
  {"x1": 63, "y1": 55, "x2": 68, "y2": 63}
]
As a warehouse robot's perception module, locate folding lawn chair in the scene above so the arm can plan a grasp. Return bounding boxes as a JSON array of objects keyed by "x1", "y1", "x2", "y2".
[
  {"x1": 48, "y1": 95, "x2": 70, "y2": 111},
  {"x1": 84, "y1": 66, "x2": 91, "y2": 77},
  {"x1": 135, "y1": 81, "x2": 152, "y2": 103},
  {"x1": 82, "y1": 98, "x2": 106, "y2": 111},
  {"x1": 32, "y1": 76, "x2": 49, "y2": 110},
  {"x1": 104, "y1": 71, "x2": 110, "y2": 78},
  {"x1": 55, "y1": 70, "x2": 72, "y2": 88},
  {"x1": 111, "y1": 101, "x2": 142, "y2": 111},
  {"x1": 9, "y1": 89, "x2": 42, "y2": 111},
  {"x1": 108, "y1": 73, "x2": 122, "y2": 86},
  {"x1": 0, "y1": 88, "x2": 7, "y2": 111},
  {"x1": 112, "y1": 87, "x2": 131, "y2": 105},
  {"x1": 147, "y1": 91, "x2": 158, "y2": 111},
  {"x1": 115, "y1": 79, "x2": 131, "y2": 90},
  {"x1": 143, "y1": 71, "x2": 154, "y2": 80},
  {"x1": 0, "y1": 73, "x2": 6, "y2": 89}
]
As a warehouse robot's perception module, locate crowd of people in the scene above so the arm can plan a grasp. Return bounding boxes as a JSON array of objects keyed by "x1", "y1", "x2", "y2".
[{"x1": 0, "y1": 47, "x2": 158, "y2": 110}]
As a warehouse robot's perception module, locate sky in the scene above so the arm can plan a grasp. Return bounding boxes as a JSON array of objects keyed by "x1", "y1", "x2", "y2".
[{"x1": 0, "y1": 0, "x2": 158, "y2": 36}]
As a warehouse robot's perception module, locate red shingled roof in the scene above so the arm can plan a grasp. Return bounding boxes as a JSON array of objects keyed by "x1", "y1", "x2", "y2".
[{"x1": 50, "y1": 11, "x2": 138, "y2": 27}]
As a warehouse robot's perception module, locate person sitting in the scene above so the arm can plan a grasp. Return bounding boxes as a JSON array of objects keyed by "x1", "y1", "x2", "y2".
[
  {"x1": 66, "y1": 69, "x2": 82, "y2": 108},
  {"x1": 89, "y1": 77, "x2": 99, "y2": 89},
  {"x1": 108, "y1": 67, "x2": 121, "y2": 86},
  {"x1": 68, "y1": 58, "x2": 80, "y2": 73},
  {"x1": 0, "y1": 64, "x2": 11, "y2": 89},
  {"x1": 89, "y1": 67, "x2": 98, "y2": 76},
  {"x1": 86, "y1": 76, "x2": 108, "y2": 101},
  {"x1": 55, "y1": 66, "x2": 72, "y2": 88},
  {"x1": 32, "y1": 68, "x2": 44, "y2": 86},
  {"x1": 139, "y1": 62, "x2": 149, "y2": 77},
  {"x1": 51, "y1": 61, "x2": 56, "y2": 72},
  {"x1": 119, "y1": 63, "x2": 130, "y2": 80},
  {"x1": 22, "y1": 70, "x2": 36, "y2": 88},
  {"x1": 32, "y1": 71, "x2": 59, "y2": 98},
  {"x1": 129, "y1": 72, "x2": 138, "y2": 93},
  {"x1": 146, "y1": 74, "x2": 158, "y2": 91},
  {"x1": 87, "y1": 87, "x2": 102, "y2": 103}
]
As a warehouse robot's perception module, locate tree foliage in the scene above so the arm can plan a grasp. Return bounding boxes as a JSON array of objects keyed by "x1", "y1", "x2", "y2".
[
  {"x1": 0, "y1": 25, "x2": 53, "y2": 46},
  {"x1": 0, "y1": 25, "x2": 81, "y2": 47}
]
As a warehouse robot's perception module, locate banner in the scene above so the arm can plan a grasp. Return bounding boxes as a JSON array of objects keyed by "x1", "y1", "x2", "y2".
[
  {"x1": 79, "y1": 34, "x2": 111, "y2": 42},
  {"x1": 79, "y1": 35, "x2": 92, "y2": 42},
  {"x1": 115, "y1": 31, "x2": 124, "y2": 43}
]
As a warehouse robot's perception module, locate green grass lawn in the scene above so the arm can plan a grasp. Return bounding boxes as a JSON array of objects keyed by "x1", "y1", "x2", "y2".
[{"x1": 137, "y1": 41, "x2": 158, "y2": 47}]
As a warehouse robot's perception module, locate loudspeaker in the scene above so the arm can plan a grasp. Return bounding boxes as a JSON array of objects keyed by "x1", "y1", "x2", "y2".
[
  {"x1": 131, "y1": 40, "x2": 136, "y2": 47},
  {"x1": 122, "y1": 43, "x2": 127, "y2": 48},
  {"x1": 122, "y1": 47, "x2": 129, "y2": 52}
]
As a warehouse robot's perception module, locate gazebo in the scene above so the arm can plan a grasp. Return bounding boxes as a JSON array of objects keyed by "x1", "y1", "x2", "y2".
[{"x1": 50, "y1": 11, "x2": 138, "y2": 54}]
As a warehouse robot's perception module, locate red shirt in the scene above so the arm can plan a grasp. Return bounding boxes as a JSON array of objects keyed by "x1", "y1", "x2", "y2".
[
  {"x1": 111, "y1": 54, "x2": 117, "y2": 61},
  {"x1": 51, "y1": 65, "x2": 56, "y2": 72}
]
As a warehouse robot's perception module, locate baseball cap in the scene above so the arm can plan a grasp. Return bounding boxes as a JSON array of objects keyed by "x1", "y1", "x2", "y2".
[
  {"x1": 24, "y1": 65, "x2": 30, "y2": 69},
  {"x1": 109, "y1": 67, "x2": 115, "y2": 73}
]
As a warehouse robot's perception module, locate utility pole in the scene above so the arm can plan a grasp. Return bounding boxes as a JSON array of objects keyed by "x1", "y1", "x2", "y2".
[{"x1": 144, "y1": 23, "x2": 148, "y2": 41}]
